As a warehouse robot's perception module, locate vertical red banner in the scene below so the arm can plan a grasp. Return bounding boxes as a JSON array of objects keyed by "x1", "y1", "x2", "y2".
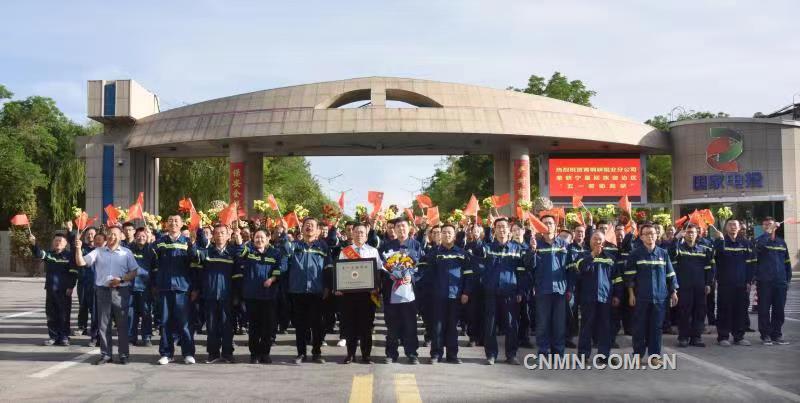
[
  {"x1": 513, "y1": 159, "x2": 530, "y2": 207},
  {"x1": 230, "y1": 162, "x2": 246, "y2": 216}
]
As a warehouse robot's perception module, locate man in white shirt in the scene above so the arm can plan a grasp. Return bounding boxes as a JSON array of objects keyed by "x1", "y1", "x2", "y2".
[
  {"x1": 75, "y1": 226, "x2": 139, "y2": 365},
  {"x1": 335, "y1": 223, "x2": 381, "y2": 364}
]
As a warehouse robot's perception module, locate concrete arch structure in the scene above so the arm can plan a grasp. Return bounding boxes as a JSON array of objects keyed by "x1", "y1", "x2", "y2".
[{"x1": 78, "y1": 77, "x2": 666, "y2": 218}]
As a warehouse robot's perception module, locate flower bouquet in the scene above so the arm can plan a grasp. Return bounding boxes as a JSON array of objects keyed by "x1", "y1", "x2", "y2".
[
  {"x1": 355, "y1": 204, "x2": 368, "y2": 222},
  {"x1": 382, "y1": 251, "x2": 417, "y2": 300},
  {"x1": 293, "y1": 204, "x2": 310, "y2": 220}
]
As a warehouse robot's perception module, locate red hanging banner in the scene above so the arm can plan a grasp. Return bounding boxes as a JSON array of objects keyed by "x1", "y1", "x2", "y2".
[
  {"x1": 230, "y1": 162, "x2": 246, "y2": 216},
  {"x1": 513, "y1": 158, "x2": 530, "y2": 208}
]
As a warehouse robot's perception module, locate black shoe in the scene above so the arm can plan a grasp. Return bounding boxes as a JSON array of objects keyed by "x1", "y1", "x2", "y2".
[
  {"x1": 222, "y1": 355, "x2": 235, "y2": 364},
  {"x1": 250, "y1": 355, "x2": 259, "y2": 364},
  {"x1": 259, "y1": 355, "x2": 271, "y2": 364},
  {"x1": 611, "y1": 342, "x2": 620, "y2": 349},
  {"x1": 143, "y1": 338, "x2": 153, "y2": 347},
  {"x1": 94, "y1": 356, "x2": 112, "y2": 365},
  {"x1": 690, "y1": 339, "x2": 706, "y2": 347},
  {"x1": 565, "y1": 339, "x2": 577, "y2": 349},
  {"x1": 206, "y1": 355, "x2": 222, "y2": 364},
  {"x1": 118, "y1": 356, "x2": 129, "y2": 365},
  {"x1": 360, "y1": 357, "x2": 373, "y2": 364},
  {"x1": 678, "y1": 339, "x2": 689, "y2": 348},
  {"x1": 313, "y1": 355, "x2": 325, "y2": 364},
  {"x1": 422, "y1": 340, "x2": 430, "y2": 347},
  {"x1": 506, "y1": 357, "x2": 520, "y2": 365},
  {"x1": 408, "y1": 356, "x2": 419, "y2": 365},
  {"x1": 446, "y1": 357, "x2": 462, "y2": 364},
  {"x1": 519, "y1": 341, "x2": 534, "y2": 348},
  {"x1": 745, "y1": 327, "x2": 756, "y2": 333},
  {"x1": 342, "y1": 355, "x2": 354, "y2": 364}
]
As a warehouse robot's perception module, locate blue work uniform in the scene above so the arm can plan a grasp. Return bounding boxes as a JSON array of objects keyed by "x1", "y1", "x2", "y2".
[
  {"x1": 624, "y1": 246, "x2": 677, "y2": 356},
  {"x1": 129, "y1": 242, "x2": 156, "y2": 344},
  {"x1": 32, "y1": 245, "x2": 77, "y2": 343},
  {"x1": 283, "y1": 238, "x2": 332, "y2": 358},
  {"x1": 527, "y1": 237, "x2": 569, "y2": 356},
  {"x1": 236, "y1": 244, "x2": 286, "y2": 359},
  {"x1": 152, "y1": 234, "x2": 196, "y2": 358},
  {"x1": 575, "y1": 251, "x2": 623, "y2": 357},
  {"x1": 419, "y1": 244, "x2": 473, "y2": 360},
  {"x1": 669, "y1": 240, "x2": 714, "y2": 342},
  {"x1": 193, "y1": 243, "x2": 240, "y2": 358},
  {"x1": 473, "y1": 240, "x2": 528, "y2": 360},
  {"x1": 380, "y1": 237, "x2": 423, "y2": 360},
  {"x1": 713, "y1": 236, "x2": 756, "y2": 342},
  {"x1": 753, "y1": 234, "x2": 792, "y2": 341}
]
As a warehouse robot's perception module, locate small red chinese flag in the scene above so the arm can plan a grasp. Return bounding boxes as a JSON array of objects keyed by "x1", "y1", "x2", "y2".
[
  {"x1": 267, "y1": 194, "x2": 279, "y2": 211},
  {"x1": 416, "y1": 194, "x2": 433, "y2": 209},
  {"x1": 575, "y1": 211, "x2": 585, "y2": 227},
  {"x1": 699, "y1": 209, "x2": 715, "y2": 226},
  {"x1": 619, "y1": 195, "x2": 632, "y2": 214},
  {"x1": 516, "y1": 206, "x2": 526, "y2": 220},
  {"x1": 527, "y1": 212, "x2": 549, "y2": 234},
  {"x1": 188, "y1": 209, "x2": 201, "y2": 232},
  {"x1": 492, "y1": 193, "x2": 511, "y2": 208},
  {"x1": 178, "y1": 198, "x2": 193, "y2": 213},
  {"x1": 338, "y1": 192, "x2": 345, "y2": 210},
  {"x1": 368, "y1": 191, "x2": 383, "y2": 218},
  {"x1": 572, "y1": 195, "x2": 584, "y2": 209},
  {"x1": 404, "y1": 208, "x2": 415, "y2": 221},
  {"x1": 284, "y1": 211, "x2": 300, "y2": 229},
  {"x1": 10, "y1": 214, "x2": 29, "y2": 226},
  {"x1": 74, "y1": 212, "x2": 88, "y2": 231},
  {"x1": 127, "y1": 192, "x2": 145, "y2": 221},
  {"x1": 105, "y1": 204, "x2": 119, "y2": 227},
  {"x1": 218, "y1": 202, "x2": 238, "y2": 227},
  {"x1": 675, "y1": 215, "x2": 689, "y2": 229},
  {"x1": 689, "y1": 209, "x2": 708, "y2": 230},
  {"x1": 426, "y1": 206, "x2": 440, "y2": 226},
  {"x1": 464, "y1": 194, "x2": 479, "y2": 217}
]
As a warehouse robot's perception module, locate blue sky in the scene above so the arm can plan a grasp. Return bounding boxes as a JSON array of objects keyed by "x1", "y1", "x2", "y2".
[{"x1": 2, "y1": 0, "x2": 798, "y2": 213}]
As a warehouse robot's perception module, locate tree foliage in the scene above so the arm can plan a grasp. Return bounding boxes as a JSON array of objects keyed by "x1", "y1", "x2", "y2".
[
  {"x1": 508, "y1": 72, "x2": 597, "y2": 107},
  {"x1": 0, "y1": 86, "x2": 97, "y2": 231}
]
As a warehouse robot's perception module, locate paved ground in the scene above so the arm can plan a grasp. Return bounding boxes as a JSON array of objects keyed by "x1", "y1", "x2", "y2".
[{"x1": 0, "y1": 278, "x2": 798, "y2": 402}]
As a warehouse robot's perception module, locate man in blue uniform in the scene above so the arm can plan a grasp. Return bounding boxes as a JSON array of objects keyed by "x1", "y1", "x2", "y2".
[
  {"x1": 192, "y1": 223, "x2": 239, "y2": 363},
  {"x1": 625, "y1": 223, "x2": 678, "y2": 365},
  {"x1": 575, "y1": 231, "x2": 623, "y2": 361},
  {"x1": 152, "y1": 215, "x2": 197, "y2": 365},
  {"x1": 473, "y1": 217, "x2": 528, "y2": 365},
  {"x1": 29, "y1": 232, "x2": 77, "y2": 346},
  {"x1": 129, "y1": 227, "x2": 156, "y2": 347},
  {"x1": 283, "y1": 217, "x2": 332, "y2": 364},
  {"x1": 713, "y1": 219, "x2": 756, "y2": 346},
  {"x1": 754, "y1": 217, "x2": 791, "y2": 345},
  {"x1": 670, "y1": 223, "x2": 714, "y2": 347},
  {"x1": 419, "y1": 224, "x2": 473, "y2": 364},
  {"x1": 464, "y1": 223, "x2": 487, "y2": 347},
  {"x1": 527, "y1": 215, "x2": 569, "y2": 358}
]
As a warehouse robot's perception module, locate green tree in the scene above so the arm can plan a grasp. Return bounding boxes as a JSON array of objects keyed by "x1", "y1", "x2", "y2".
[
  {"x1": 0, "y1": 87, "x2": 97, "y2": 230},
  {"x1": 508, "y1": 72, "x2": 597, "y2": 107}
]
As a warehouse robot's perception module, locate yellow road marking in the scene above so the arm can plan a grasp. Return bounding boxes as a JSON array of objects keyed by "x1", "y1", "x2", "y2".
[
  {"x1": 349, "y1": 374, "x2": 373, "y2": 403},
  {"x1": 394, "y1": 373, "x2": 422, "y2": 403}
]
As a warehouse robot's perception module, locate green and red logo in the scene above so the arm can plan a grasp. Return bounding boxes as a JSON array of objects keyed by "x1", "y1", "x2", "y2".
[{"x1": 706, "y1": 127, "x2": 743, "y2": 172}]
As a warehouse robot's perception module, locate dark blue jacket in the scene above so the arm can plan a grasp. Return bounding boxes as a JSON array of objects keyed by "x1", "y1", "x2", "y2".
[
  {"x1": 575, "y1": 251, "x2": 622, "y2": 304},
  {"x1": 526, "y1": 237, "x2": 569, "y2": 296},
  {"x1": 624, "y1": 246, "x2": 678, "y2": 304},
  {"x1": 76, "y1": 245, "x2": 96, "y2": 287},
  {"x1": 713, "y1": 236, "x2": 756, "y2": 287},
  {"x1": 753, "y1": 234, "x2": 792, "y2": 287},
  {"x1": 129, "y1": 243, "x2": 157, "y2": 292},
  {"x1": 669, "y1": 241, "x2": 714, "y2": 288},
  {"x1": 474, "y1": 240, "x2": 528, "y2": 296},
  {"x1": 152, "y1": 234, "x2": 195, "y2": 292},
  {"x1": 464, "y1": 240, "x2": 485, "y2": 287},
  {"x1": 32, "y1": 245, "x2": 77, "y2": 290},
  {"x1": 566, "y1": 241, "x2": 587, "y2": 293},
  {"x1": 193, "y1": 244, "x2": 239, "y2": 301},
  {"x1": 236, "y1": 245, "x2": 286, "y2": 300},
  {"x1": 419, "y1": 244, "x2": 473, "y2": 299},
  {"x1": 283, "y1": 239, "x2": 331, "y2": 295}
]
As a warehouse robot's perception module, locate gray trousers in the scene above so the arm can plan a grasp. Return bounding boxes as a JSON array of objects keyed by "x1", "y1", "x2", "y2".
[{"x1": 96, "y1": 286, "x2": 130, "y2": 357}]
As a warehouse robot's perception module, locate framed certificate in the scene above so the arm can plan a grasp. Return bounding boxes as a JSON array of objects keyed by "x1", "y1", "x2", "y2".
[{"x1": 333, "y1": 258, "x2": 378, "y2": 293}]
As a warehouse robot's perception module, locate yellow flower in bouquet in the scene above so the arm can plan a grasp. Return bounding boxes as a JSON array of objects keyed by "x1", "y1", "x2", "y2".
[
  {"x1": 517, "y1": 199, "x2": 533, "y2": 212},
  {"x1": 355, "y1": 204, "x2": 368, "y2": 222},
  {"x1": 293, "y1": 204, "x2": 309, "y2": 220},
  {"x1": 143, "y1": 212, "x2": 162, "y2": 229},
  {"x1": 481, "y1": 197, "x2": 495, "y2": 211},
  {"x1": 384, "y1": 208, "x2": 397, "y2": 221},
  {"x1": 115, "y1": 206, "x2": 129, "y2": 222},
  {"x1": 197, "y1": 211, "x2": 212, "y2": 227},
  {"x1": 447, "y1": 209, "x2": 465, "y2": 224},
  {"x1": 71, "y1": 206, "x2": 82, "y2": 219}
]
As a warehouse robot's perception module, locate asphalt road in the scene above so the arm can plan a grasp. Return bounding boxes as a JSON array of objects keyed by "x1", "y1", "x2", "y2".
[{"x1": 0, "y1": 278, "x2": 798, "y2": 402}]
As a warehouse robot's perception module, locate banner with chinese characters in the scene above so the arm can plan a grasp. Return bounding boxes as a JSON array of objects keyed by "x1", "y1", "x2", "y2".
[
  {"x1": 230, "y1": 162, "x2": 246, "y2": 216},
  {"x1": 549, "y1": 158, "x2": 642, "y2": 197},
  {"x1": 513, "y1": 159, "x2": 531, "y2": 207}
]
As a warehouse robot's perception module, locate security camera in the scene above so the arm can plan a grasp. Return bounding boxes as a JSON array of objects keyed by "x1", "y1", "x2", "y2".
[{"x1": 117, "y1": 159, "x2": 124, "y2": 166}]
